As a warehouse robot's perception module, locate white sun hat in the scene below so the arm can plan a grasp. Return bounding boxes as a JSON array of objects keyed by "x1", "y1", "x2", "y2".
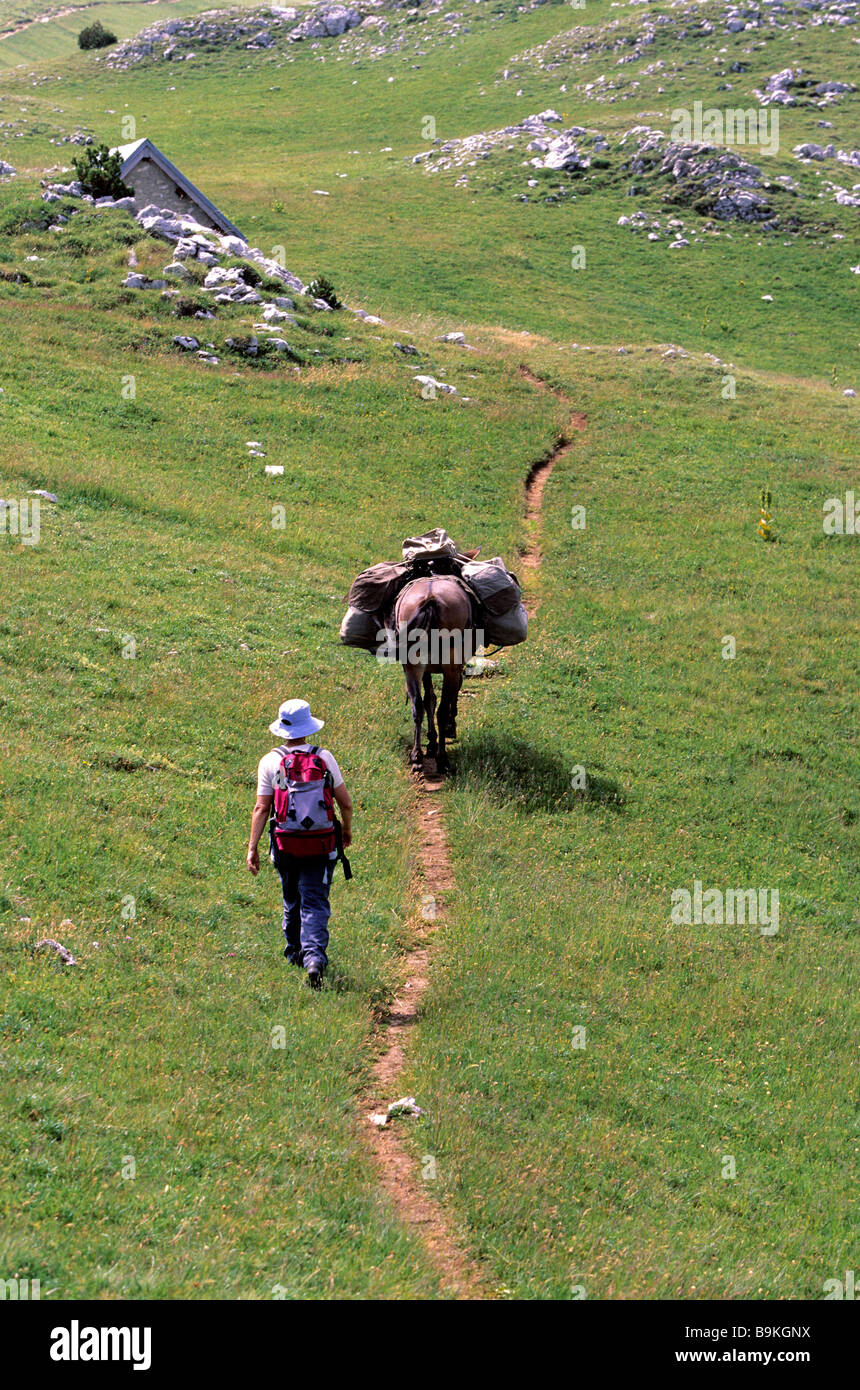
[{"x1": 268, "y1": 698, "x2": 325, "y2": 740}]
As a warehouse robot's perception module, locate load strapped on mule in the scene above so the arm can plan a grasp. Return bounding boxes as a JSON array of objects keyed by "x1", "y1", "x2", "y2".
[{"x1": 339, "y1": 527, "x2": 529, "y2": 655}]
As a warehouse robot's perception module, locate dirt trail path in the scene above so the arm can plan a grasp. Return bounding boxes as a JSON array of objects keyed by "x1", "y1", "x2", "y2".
[
  {"x1": 362, "y1": 763, "x2": 486, "y2": 1298},
  {"x1": 361, "y1": 365, "x2": 585, "y2": 1298},
  {"x1": 518, "y1": 366, "x2": 587, "y2": 611}
]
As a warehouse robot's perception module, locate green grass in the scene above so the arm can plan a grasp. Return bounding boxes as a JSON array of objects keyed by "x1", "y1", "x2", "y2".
[{"x1": 0, "y1": 0, "x2": 857, "y2": 1299}]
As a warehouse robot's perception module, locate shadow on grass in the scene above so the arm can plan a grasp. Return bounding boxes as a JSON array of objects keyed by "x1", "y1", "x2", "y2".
[{"x1": 452, "y1": 730, "x2": 626, "y2": 813}]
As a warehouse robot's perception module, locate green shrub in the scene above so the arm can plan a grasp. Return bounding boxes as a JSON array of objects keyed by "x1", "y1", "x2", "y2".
[
  {"x1": 72, "y1": 144, "x2": 133, "y2": 200},
  {"x1": 78, "y1": 21, "x2": 117, "y2": 50},
  {"x1": 306, "y1": 273, "x2": 342, "y2": 309}
]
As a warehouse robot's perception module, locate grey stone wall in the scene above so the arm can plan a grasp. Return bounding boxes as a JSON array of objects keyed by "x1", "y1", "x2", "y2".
[{"x1": 125, "y1": 157, "x2": 220, "y2": 231}]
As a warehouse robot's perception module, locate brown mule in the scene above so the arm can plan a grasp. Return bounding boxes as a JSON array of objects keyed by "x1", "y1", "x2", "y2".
[{"x1": 392, "y1": 575, "x2": 475, "y2": 772}]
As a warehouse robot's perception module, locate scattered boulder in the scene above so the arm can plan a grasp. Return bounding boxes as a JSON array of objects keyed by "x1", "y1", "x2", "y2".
[
  {"x1": 756, "y1": 68, "x2": 856, "y2": 108},
  {"x1": 755, "y1": 68, "x2": 799, "y2": 107},
  {"x1": 225, "y1": 334, "x2": 259, "y2": 357},
  {"x1": 414, "y1": 373, "x2": 458, "y2": 396},
  {"x1": 138, "y1": 209, "x2": 187, "y2": 240},
  {"x1": 290, "y1": 4, "x2": 362, "y2": 41},
  {"x1": 123, "y1": 273, "x2": 168, "y2": 290},
  {"x1": 530, "y1": 134, "x2": 591, "y2": 173},
  {"x1": 203, "y1": 266, "x2": 243, "y2": 288},
  {"x1": 42, "y1": 180, "x2": 83, "y2": 198},
  {"x1": 93, "y1": 195, "x2": 136, "y2": 212},
  {"x1": 794, "y1": 142, "x2": 831, "y2": 160},
  {"x1": 220, "y1": 234, "x2": 250, "y2": 257}
]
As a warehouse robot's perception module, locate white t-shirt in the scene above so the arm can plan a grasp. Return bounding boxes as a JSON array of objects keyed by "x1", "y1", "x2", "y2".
[{"x1": 256, "y1": 744, "x2": 344, "y2": 798}]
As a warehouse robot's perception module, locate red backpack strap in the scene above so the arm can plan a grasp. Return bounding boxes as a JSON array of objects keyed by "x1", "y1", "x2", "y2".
[{"x1": 309, "y1": 746, "x2": 333, "y2": 786}]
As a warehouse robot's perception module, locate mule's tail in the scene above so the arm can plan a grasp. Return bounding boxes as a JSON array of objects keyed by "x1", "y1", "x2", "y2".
[
  {"x1": 408, "y1": 598, "x2": 439, "y2": 635},
  {"x1": 401, "y1": 597, "x2": 439, "y2": 667}
]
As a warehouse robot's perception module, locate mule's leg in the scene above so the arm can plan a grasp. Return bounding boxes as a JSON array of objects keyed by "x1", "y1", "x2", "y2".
[
  {"x1": 445, "y1": 666, "x2": 463, "y2": 740},
  {"x1": 423, "y1": 671, "x2": 438, "y2": 759},
  {"x1": 404, "y1": 664, "x2": 425, "y2": 766},
  {"x1": 436, "y1": 667, "x2": 459, "y2": 772}
]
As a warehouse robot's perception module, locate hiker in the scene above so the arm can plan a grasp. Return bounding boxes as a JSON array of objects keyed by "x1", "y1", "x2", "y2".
[{"x1": 246, "y1": 699, "x2": 353, "y2": 990}]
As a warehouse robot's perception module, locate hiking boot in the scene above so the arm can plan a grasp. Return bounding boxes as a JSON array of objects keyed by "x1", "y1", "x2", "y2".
[
  {"x1": 305, "y1": 961, "x2": 324, "y2": 991},
  {"x1": 283, "y1": 948, "x2": 302, "y2": 967}
]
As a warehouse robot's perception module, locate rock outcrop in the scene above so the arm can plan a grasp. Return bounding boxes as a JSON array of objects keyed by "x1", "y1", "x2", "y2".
[
  {"x1": 620, "y1": 128, "x2": 775, "y2": 224},
  {"x1": 411, "y1": 111, "x2": 607, "y2": 177},
  {"x1": 105, "y1": 3, "x2": 364, "y2": 68}
]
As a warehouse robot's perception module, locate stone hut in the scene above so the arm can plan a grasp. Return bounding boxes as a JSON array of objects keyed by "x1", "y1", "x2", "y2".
[{"x1": 111, "y1": 138, "x2": 245, "y2": 238}]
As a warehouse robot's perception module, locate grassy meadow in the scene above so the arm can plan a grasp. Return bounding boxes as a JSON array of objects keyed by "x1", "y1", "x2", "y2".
[{"x1": 0, "y1": 0, "x2": 857, "y2": 1299}]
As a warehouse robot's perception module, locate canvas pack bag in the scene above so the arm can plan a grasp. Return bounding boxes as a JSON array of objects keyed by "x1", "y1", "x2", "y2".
[
  {"x1": 339, "y1": 606, "x2": 382, "y2": 651},
  {"x1": 347, "y1": 560, "x2": 412, "y2": 615},
  {"x1": 401, "y1": 528, "x2": 459, "y2": 563},
  {"x1": 460, "y1": 557, "x2": 522, "y2": 617},
  {"x1": 482, "y1": 601, "x2": 529, "y2": 648}
]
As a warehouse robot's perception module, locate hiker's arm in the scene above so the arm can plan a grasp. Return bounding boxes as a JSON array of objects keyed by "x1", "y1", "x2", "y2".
[
  {"x1": 334, "y1": 783, "x2": 353, "y2": 846},
  {"x1": 247, "y1": 795, "x2": 273, "y2": 875}
]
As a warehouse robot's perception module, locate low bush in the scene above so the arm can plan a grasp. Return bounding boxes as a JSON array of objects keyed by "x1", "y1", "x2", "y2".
[
  {"x1": 72, "y1": 144, "x2": 133, "y2": 200},
  {"x1": 78, "y1": 21, "x2": 117, "y2": 50},
  {"x1": 306, "y1": 273, "x2": 342, "y2": 309}
]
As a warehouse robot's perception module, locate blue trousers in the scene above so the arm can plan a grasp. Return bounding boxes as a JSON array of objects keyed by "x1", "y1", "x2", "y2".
[{"x1": 273, "y1": 853, "x2": 332, "y2": 969}]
